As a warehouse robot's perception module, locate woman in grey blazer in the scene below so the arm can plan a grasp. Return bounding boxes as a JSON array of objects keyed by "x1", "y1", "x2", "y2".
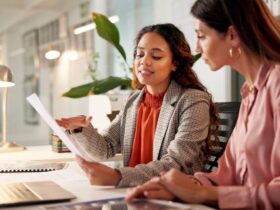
[{"x1": 57, "y1": 23, "x2": 218, "y2": 187}]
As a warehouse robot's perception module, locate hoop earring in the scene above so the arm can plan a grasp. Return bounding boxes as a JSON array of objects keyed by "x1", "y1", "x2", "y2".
[
  {"x1": 229, "y1": 48, "x2": 233, "y2": 57},
  {"x1": 229, "y1": 47, "x2": 242, "y2": 58}
]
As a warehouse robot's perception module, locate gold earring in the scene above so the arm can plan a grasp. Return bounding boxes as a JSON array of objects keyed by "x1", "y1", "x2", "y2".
[
  {"x1": 229, "y1": 48, "x2": 233, "y2": 57},
  {"x1": 229, "y1": 47, "x2": 242, "y2": 58}
]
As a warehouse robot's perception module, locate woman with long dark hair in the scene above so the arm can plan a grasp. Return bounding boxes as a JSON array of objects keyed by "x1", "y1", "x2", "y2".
[
  {"x1": 57, "y1": 23, "x2": 218, "y2": 187},
  {"x1": 126, "y1": 1, "x2": 280, "y2": 209}
]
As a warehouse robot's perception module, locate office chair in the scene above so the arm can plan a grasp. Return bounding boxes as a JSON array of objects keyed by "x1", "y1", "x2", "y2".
[{"x1": 204, "y1": 102, "x2": 241, "y2": 172}]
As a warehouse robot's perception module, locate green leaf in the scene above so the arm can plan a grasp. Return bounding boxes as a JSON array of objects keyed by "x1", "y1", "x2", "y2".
[
  {"x1": 63, "y1": 77, "x2": 131, "y2": 98},
  {"x1": 92, "y1": 12, "x2": 126, "y2": 61},
  {"x1": 91, "y1": 76, "x2": 131, "y2": 94},
  {"x1": 194, "y1": 53, "x2": 201, "y2": 63},
  {"x1": 63, "y1": 83, "x2": 94, "y2": 98}
]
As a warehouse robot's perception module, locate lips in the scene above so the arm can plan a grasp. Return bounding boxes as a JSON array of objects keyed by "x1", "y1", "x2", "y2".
[
  {"x1": 202, "y1": 57, "x2": 208, "y2": 64},
  {"x1": 138, "y1": 69, "x2": 154, "y2": 76}
]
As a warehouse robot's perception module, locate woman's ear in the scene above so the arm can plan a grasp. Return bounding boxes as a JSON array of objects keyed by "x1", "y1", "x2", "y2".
[
  {"x1": 227, "y1": 25, "x2": 240, "y2": 47},
  {"x1": 172, "y1": 61, "x2": 178, "y2": 71}
]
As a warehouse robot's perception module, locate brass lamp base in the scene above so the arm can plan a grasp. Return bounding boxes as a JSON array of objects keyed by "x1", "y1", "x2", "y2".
[{"x1": 0, "y1": 141, "x2": 25, "y2": 153}]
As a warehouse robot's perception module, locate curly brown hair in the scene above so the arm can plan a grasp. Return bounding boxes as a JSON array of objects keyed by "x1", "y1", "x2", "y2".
[{"x1": 132, "y1": 23, "x2": 219, "y2": 156}]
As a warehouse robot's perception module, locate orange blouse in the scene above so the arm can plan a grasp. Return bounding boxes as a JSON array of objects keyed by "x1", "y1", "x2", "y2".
[{"x1": 128, "y1": 88, "x2": 165, "y2": 167}]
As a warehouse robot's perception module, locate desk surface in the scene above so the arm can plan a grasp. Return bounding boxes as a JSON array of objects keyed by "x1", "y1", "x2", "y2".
[
  {"x1": 0, "y1": 145, "x2": 122, "y2": 162},
  {"x1": 0, "y1": 146, "x2": 216, "y2": 210},
  {"x1": 0, "y1": 145, "x2": 75, "y2": 161}
]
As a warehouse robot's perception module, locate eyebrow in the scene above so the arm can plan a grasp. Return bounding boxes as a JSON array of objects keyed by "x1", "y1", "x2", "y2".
[{"x1": 137, "y1": 47, "x2": 164, "y2": 53}]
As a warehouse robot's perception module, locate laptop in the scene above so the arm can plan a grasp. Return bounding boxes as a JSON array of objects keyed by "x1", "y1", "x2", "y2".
[{"x1": 0, "y1": 181, "x2": 76, "y2": 207}]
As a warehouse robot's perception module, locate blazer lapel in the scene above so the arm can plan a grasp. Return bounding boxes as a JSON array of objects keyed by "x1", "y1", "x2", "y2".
[
  {"x1": 153, "y1": 81, "x2": 181, "y2": 160},
  {"x1": 123, "y1": 90, "x2": 144, "y2": 166}
]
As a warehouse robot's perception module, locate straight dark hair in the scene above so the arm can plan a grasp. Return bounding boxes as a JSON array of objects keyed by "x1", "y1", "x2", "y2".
[{"x1": 191, "y1": 0, "x2": 280, "y2": 62}]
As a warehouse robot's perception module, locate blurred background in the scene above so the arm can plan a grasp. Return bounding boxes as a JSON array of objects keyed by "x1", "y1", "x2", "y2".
[{"x1": 0, "y1": 0, "x2": 279, "y2": 146}]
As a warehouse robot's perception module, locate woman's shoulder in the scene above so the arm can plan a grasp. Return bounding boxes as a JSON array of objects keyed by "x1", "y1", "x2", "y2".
[
  {"x1": 266, "y1": 64, "x2": 280, "y2": 111},
  {"x1": 266, "y1": 64, "x2": 280, "y2": 91},
  {"x1": 175, "y1": 86, "x2": 210, "y2": 108},
  {"x1": 170, "y1": 81, "x2": 209, "y2": 99},
  {"x1": 181, "y1": 87, "x2": 210, "y2": 101},
  {"x1": 268, "y1": 63, "x2": 280, "y2": 81}
]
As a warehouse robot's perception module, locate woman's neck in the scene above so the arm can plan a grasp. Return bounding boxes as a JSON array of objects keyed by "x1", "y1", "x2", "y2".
[
  {"x1": 146, "y1": 81, "x2": 170, "y2": 96},
  {"x1": 232, "y1": 53, "x2": 263, "y2": 86}
]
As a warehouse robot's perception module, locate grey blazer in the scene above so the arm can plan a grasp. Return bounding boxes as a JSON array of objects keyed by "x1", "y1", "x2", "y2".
[{"x1": 69, "y1": 80, "x2": 210, "y2": 187}]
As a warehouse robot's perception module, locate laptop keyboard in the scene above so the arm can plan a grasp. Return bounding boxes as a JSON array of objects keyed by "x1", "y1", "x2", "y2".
[{"x1": 0, "y1": 183, "x2": 40, "y2": 204}]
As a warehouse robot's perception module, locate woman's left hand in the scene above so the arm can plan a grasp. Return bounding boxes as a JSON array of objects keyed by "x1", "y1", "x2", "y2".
[
  {"x1": 76, "y1": 156, "x2": 121, "y2": 186},
  {"x1": 125, "y1": 177, "x2": 175, "y2": 202},
  {"x1": 158, "y1": 168, "x2": 217, "y2": 204}
]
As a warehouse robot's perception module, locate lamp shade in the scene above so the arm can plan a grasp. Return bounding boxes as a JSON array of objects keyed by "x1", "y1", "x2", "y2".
[{"x1": 0, "y1": 65, "x2": 15, "y2": 87}]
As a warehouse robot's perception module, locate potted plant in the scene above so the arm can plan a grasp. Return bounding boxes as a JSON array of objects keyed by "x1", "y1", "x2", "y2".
[
  {"x1": 63, "y1": 12, "x2": 132, "y2": 98},
  {"x1": 63, "y1": 12, "x2": 201, "y2": 98}
]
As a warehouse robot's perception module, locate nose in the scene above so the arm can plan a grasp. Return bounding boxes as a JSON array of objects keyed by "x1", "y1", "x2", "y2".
[
  {"x1": 195, "y1": 40, "x2": 202, "y2": 53},
  {"x1": 141, "y1": 55, "x2": 152, "y2": 66}
]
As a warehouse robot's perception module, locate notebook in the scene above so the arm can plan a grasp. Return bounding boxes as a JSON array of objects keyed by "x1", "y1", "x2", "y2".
[
  {"x1": 0, "y1": 181, "x2": 76, "y2": 207},
  {"x1": 0, "y1": 160, "x2": 67, "y2": 173}
]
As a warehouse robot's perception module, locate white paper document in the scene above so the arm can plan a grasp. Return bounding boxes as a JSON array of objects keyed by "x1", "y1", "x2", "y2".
[{"x1": 26, "y1": 93, "x2": 93, "y2": 161}]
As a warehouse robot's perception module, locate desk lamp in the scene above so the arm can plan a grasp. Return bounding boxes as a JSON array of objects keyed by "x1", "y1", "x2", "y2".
[{"x1": 0, "y1": 65, "x2": 25, "y2": 152}]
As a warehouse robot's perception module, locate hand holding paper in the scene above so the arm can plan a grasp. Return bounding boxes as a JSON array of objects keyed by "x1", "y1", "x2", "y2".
[
  {"x1": 56, "y1": 116, "x2": 92, "y2": 131},
  {"x1": 26, "y1": 93, "x2": 94, "y2": 162}
]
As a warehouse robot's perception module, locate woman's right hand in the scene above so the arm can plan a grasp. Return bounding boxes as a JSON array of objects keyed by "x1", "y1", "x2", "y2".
[{"x1": 56, "y1": 116, "x2": 92, "y2": 130}]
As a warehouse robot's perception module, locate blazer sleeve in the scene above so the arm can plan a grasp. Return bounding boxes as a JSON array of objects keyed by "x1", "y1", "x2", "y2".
[
  {"x1": 118, "y1": 90, "x2": 210, "y2": 187},
  {"x1": 65, "y1": 92, "x2": 138, "y2": 161},
  {"x1": 66, "y1": 90, "x2": 141, "y2": 161},
  {"x1": 65, "y1": 115, "x2": 121, "y2": 161}
]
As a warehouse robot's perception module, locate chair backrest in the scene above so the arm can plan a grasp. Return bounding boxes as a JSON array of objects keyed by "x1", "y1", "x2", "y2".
[{"x1": 204, "y1": 102, "x2": 241, "y2": 172}]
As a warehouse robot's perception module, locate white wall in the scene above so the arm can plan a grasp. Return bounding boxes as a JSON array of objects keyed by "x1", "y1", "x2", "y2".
[
  {"x1": 1, "y1": 0, "x2": 89, "y2": 145},
  {"x1": 52, "y1": 0, "x2": 108, "y2": 120},
  {"x1": 193, "y1": 61, "x2": 232, "y2": 102},
  {"x1": 154, "y1": 0, "x2": 232, "y2": 102},
  {"x1": 1, "y1": 0, "x2": 235, "y2": 146}
]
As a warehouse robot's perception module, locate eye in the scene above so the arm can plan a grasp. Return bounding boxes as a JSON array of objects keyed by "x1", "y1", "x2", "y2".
[
  {"x1": 197, "y1": 35, "x2": 205, "y2": 40},
  {"x1": 136, "y1": 53, "x2": 144, "y2": 58},
  {"x1": 152, "y1": 56, "x2": 162, "y2": 60}
]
